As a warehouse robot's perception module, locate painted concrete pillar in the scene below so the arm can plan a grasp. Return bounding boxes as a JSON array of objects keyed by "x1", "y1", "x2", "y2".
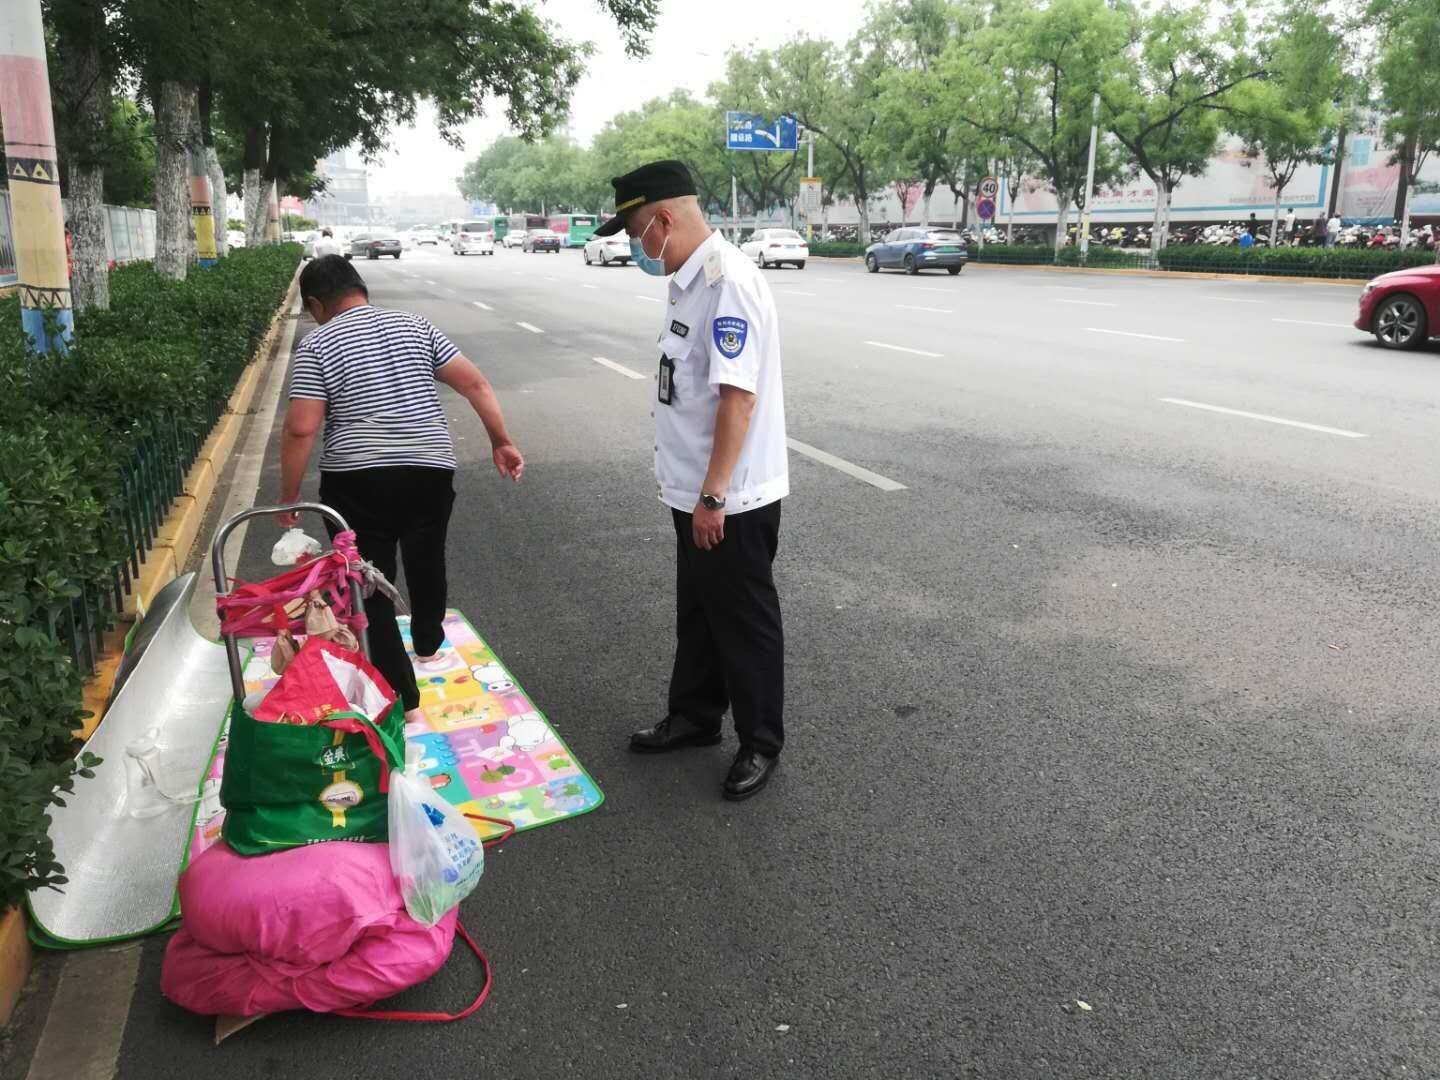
[
  {"x1": 265, "y1": 180, "x2": 280, "y2": 244},
  {"x1": 0, "y1": 0, "x2": 73, "y2": 352},
  {"x1": 188, "y1": 141, "x2": 216, "y2": 267}
]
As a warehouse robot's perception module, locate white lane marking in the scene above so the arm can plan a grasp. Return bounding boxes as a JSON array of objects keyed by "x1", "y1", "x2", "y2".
[
  {"x1": 897, "y1": 304, "x2": 954, "y2": 314},
  {"x1": 776, "y1": 289, "x2": 817, "y2": 296},
  {"x1": 911, "y1": 286, "x2": 954, "y2": 293},
  {"x1": 425, "y1": 278, "x2": 438, "y2": 285},
  {"x1": 1057, "y1": 298, "x2": 1118, "y2": 307},
  {"x1": 1085, "y1": 327, "x2": 1185, "y2": 343},
  {"x1": 1273, "y1": 318, "x2": 1353, "y2": 328},
  {"x1": 544, "y1": 276, "x2": 559, "y2": 282},
  {"x1": 471, "y1": 300, "x2": 493, "y2": 311},
  {"x1": 787, "y1": 438, "x2": 907, "y2": 492},
  {"x1": 864, "y1": 340, "x2": 942, "y2": 358},
  {"x1": 516, "y1": 321, "x2": 544, "y2": 334},
  {"x1": 1044, "y1": 285, "x2": 1091, "y2": 291},
  {"x1": 592, "y1": 356, "x2": 646, "y2": 379},
  {"x1": 582, "y1": 284, "x2": 599, "y2": 290},
  {"x1": 1160, "y1": 397, "x2": 1367, "y2": 438},
  {"x1": 635, "y1": 295, "x2": 662, "y2": 303},
  {"x1": 1204, "y1": 295, "x2": 1262, "y2": 304}
]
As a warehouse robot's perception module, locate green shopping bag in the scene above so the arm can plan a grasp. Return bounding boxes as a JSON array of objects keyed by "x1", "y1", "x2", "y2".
[{"x1": 220, "y1": 702, "x2": 406, "y2": 856}]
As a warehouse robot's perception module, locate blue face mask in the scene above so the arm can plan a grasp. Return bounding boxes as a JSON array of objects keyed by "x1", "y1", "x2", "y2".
[{"x1": 631, "y1": 216, "x2": 670, "y2": 276}]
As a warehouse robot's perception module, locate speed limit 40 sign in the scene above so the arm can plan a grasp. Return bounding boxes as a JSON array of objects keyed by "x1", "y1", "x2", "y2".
[{"x1": 979, "y1": 176, "x2": 1000, "y2": 200}]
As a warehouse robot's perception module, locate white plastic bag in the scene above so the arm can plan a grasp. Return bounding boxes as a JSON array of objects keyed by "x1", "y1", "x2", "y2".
[
  {"x1": 271, "y1": 528, "x2": 322, "y2": 566},
  {"x1": 388, "y1": 752, "x2": 484, "y2": 926}
]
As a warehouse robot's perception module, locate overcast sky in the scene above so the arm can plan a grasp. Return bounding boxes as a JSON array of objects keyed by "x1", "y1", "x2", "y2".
[{"x1": 367, "y1": 0, "x2": 872, "y2": 199}]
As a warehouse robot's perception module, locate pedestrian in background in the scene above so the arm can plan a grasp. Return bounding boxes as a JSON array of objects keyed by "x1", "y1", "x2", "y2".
[
  {"x1": 275, "y1": 255, "x2": 524, "y2": 723},
  {"x1": 1247, "y1": 212, "x2": 1259, "y2": 237},
  {"x1": 1326, "y1": 213, "x2": 1342, "y2": 248},
  {"x1": 313, "y1": 228, "x2": 342, "y2": 258},
  {"x1": 1284, "y1": 207, "x2": 1296, "y2": 245},
  {"x1": 595, "y1": 160, "x2": 789, "y2": 801}
]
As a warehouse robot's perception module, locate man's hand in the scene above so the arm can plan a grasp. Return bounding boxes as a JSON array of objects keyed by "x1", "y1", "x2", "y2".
[
  {"x1": 493, "y1": 443, "x2": 525, "y2": 482},
  {"x1": 692, "y1": 502, "x2": 725, "y2": 550}
]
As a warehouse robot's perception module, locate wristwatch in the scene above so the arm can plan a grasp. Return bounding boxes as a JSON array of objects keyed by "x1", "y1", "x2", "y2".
[{"x1": 700, "y1": 493, "x2": 726, "y2": 510}]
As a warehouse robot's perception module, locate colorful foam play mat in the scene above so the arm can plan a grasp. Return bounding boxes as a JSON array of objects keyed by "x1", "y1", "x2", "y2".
[{"x1": 191, "y1": 609, "x2": 603, "y2": 859}]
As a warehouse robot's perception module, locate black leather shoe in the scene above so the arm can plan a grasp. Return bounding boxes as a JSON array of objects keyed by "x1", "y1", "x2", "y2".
[
  {"x1": 722, "y1": 749, "x2": 779, "y2": 801},
  {"x1": 629, "y1": 715, "x2": 723, "y2": 754}
]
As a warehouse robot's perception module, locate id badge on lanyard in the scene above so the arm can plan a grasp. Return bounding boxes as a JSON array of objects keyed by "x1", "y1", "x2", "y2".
[{"x1": 658, "y1": 354, "x2": 676, "y2": 405}]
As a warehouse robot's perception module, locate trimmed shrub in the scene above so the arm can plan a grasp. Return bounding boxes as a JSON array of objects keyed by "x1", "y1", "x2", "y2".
[
  {"x1": 807, "y1": 241, "x2": 866, "y2": 258},
  {"x1": 0, "y1": 245, "x2": 300, "y2": 909}
]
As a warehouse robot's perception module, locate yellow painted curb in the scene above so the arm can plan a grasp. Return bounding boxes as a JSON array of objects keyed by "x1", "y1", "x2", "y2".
[{"x1": 0, "y1": 905, "x2": 31, "y2": 1026}]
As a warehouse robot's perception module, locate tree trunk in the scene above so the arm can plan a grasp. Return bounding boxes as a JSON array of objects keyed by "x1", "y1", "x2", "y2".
[
  {"x1": 266, "y1": 180, "x2": 281, "y2": 244},
  {"x1": 921, "y1": 180, "x2": 934, "y2": 228},
  {"x1": 208, "y1": 148, "x2": 228, "y2": 257},
  {"x1": 1150, "y1": 180, "x2": 1164, "y2": 255},
  {"x1": 856, "y1": 192, "x2": 871, "y2": 245},
  {"x1": 1270, "y1": 183, "x2": 1283, "y2": 248},
  {"x1": 1054, "y1": 198, "x2": 1072, "y2": 254},
  {"x1": 1161, "y1": 187, "x2": 1174, "y2": 250},
  {"x1": 153, "y1": 81, "x2": 194, "y2": 280},
  {"x1": 1396, "y1": 135, "x2": 1415, "y2": 249},
  {"x1": 244, "y1": 169, "x2": 266, "y2": 245},
  {"x1": 1327, "y1": 126, "x2": 1346, "y2": 219},
  {"x1": 63, "y1": 34, "x2": 109, "y2": 310}
]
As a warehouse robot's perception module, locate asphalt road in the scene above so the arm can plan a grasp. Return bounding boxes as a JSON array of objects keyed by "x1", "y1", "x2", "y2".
[{"x1": 115, "y1": 244, "x2": 1440, "y2": 1078}]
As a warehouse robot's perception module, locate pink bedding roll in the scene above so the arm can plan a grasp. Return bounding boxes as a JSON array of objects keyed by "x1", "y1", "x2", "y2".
[{"x1": 161, "y1": 840, "x2": 456, "y2": 1017}]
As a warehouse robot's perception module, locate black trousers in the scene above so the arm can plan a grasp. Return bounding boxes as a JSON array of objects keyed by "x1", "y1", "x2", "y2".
[
  {"x1": 668, "y1": 500, "x2": 785, "y2": 757},
  {"x1": 319, "y1": 466, "x2": 455, "y2": 711}
]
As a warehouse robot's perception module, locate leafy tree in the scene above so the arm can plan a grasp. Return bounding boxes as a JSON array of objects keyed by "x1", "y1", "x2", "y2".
[
  {"x1": 875, "y1": 0, "x2": 989, "y2": 226},
  {"x1": 590, "y1": 91, "x2": 733, "y2": 215},
  {"x1": 762, "y1": 33, "x2": 897, "y2": 243},
  {"x1": 1373, "y1": 0, "x2": 1440, "y2": 247},
  {"x1": 948, "y1": 0, "x2": 1130, "y2": 251},
  {"x1": 708, "y1": 51, "x2": 803, "y2": 220},
  {"x1": 1226, "y1": 5, "x2": 1344, "y2": 246},
  {"x1": 1104, "y1": 2, "x2": 1262, "y2": 252}
]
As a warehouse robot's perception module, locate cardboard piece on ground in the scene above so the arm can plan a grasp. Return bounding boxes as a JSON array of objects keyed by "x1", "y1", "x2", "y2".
[{"x1": 215, "y1": 1012, "x2": 268, "y2": 1044}]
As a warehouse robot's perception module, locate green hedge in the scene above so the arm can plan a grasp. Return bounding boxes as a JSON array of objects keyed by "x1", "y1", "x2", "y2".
[
  {"x1": 0, "y1": 244, "x2": 300, "y2": 909},
  {"x1": 1153, "y1": 245, "x2": 1434, "y2": 278},
  {"x1": 807, "y1": 241, "x2": 866, "y2": 257},
  {"x1": 966, "y1": 242, "x2": 1436, "y2": 279}
]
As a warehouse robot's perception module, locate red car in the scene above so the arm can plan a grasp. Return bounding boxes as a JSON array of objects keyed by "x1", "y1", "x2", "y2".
[{"x1": 1356, "y1": 264, "x2": 1440, "y2": 349}]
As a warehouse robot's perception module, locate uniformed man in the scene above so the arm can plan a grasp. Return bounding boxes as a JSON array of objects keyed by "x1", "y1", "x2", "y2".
[{"x1": 593, "y1": 160, "x2": 788, "y2": 801}]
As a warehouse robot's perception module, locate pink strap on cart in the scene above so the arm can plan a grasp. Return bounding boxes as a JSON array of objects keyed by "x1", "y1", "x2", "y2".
[{"x1": 216, "y1": 530, "x2": 370, "y2": 638}]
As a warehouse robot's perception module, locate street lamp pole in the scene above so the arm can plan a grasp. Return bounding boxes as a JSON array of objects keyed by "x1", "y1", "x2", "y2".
[
  {"x1": 0, "y1": 0, "x2": 73, "y2": 353},
  {"x1": 1079, "y1": 91, "x2": 1100, "y2": 261}
]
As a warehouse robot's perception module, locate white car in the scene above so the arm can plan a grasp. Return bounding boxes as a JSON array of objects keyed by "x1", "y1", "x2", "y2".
[
  {"x1": 450, "y1": 221, "x2": 495, "y2": 256},
  {"x1": 583, "y1": 232, "x2": 631, "y2": 266},
  {"x1": 741, "y1": 228, "x2": 809, "y2": 269},
  {"x1": 502, "y1": 230, "x2": 527, "y2": 249},
  {"x1": 411, "y1": 228, "x2": 440, "y2": 246}
]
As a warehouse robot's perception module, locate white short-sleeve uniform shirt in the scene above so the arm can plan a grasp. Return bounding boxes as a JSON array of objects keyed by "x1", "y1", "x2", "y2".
[{"x1": 654, "y1": 231, "x2": 789, "y2": 515}]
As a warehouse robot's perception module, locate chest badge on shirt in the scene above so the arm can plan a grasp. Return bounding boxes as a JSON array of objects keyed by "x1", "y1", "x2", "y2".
[
  {"x1": 713, "y1": 316, "x2": 748, "y2": 359},
  {"x1": 670, "y1": 319, "x2": 689, "y2": 338}
]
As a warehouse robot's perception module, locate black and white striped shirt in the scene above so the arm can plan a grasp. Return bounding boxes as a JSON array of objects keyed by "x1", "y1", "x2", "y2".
[{"x1": 289, "y1": 305, "x2": 461, "y2": 471}]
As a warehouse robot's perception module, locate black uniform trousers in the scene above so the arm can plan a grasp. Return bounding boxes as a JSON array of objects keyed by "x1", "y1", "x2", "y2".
[
  {"x1": 318, "y1": 466, "x2": 456, "y2": 712},
  {"x1": 667, "y1": 500, "x2": 785, "y2": 757}
]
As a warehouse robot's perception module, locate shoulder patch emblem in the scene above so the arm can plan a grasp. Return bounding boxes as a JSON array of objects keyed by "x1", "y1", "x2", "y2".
[{"x1": 713, "y1": 316, "x2": 748, "y2": 359}]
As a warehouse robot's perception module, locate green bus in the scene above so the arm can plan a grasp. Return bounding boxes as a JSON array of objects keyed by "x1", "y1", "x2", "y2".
[{"x1": 547, "y1": 213, "x2": 599, "y2": 248}]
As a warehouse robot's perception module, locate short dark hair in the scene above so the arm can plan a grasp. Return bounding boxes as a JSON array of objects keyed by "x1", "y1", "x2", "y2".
[{"x1": 299, "y1": 255, "x2": 368, "y2": 305}]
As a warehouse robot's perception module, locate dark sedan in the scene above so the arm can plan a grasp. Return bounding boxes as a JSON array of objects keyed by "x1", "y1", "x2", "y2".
[
  {"x1": 865, "y1": 227, "x2": 968, "y2": 275},
  {"x1": 523, "y1": 229, "x2": 562, "y2": 253},
  {"x1": 346, "y1": 234, "x2": 402, "y2": 260},
  {"x1": 1355, "y1": 263, "x2": 1440, "y2": 349}
]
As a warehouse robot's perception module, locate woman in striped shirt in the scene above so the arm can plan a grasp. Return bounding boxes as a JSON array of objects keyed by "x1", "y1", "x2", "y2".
[{"x1": 276, "y1": 255, "x2": 524, "y2": 721}]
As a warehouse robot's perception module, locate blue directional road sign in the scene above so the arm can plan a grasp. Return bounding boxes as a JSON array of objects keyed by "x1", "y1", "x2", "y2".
[{"x1": 726, "y1": 111, "x2": 799, "y2": 152}]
